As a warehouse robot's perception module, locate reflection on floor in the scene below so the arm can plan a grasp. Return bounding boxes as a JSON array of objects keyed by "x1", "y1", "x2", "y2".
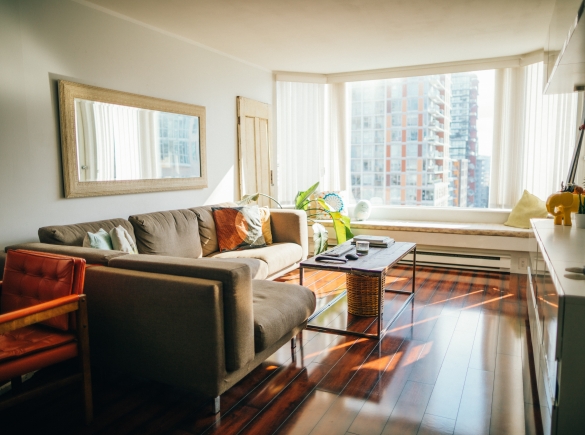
[{"x1": 0, "y1": 266, "x2": 542, "y2": 435}]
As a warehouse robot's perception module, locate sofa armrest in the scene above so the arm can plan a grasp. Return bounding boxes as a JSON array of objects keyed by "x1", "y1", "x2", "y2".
[
  {"x1": 4, "y1": 242, "x2": 127, "y2": 265},
  {"x1": 270, "y1": 209, "x2": 308, "y2": 260},
  {"x1": 106, "y1": 255, "x2": 255, "y2": 373},
  {"x1": 84, "y1": 266, "x2": 228, "y2": 397}
]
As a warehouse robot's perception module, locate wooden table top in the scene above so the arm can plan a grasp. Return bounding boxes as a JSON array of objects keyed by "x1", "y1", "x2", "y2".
[{"x1": 300, "y1": 241, "x2": 416, "y2": 275}]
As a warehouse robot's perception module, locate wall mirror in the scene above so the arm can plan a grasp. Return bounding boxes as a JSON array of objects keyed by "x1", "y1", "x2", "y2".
[{"x1": 58, "y1": 80, "x2": 207, "y2": 198}]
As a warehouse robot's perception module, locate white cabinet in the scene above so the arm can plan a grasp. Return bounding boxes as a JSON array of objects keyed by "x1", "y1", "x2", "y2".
[
  {"x1": 529, "y1": 219, "x2": 585, "y2": 434},
  {"x1": 545, "y1": 0, "x2": 585, "y2": 94}
]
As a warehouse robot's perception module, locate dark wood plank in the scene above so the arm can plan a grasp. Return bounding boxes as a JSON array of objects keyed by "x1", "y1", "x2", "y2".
[
  {"x1": 238, "y1": 363, "x2": 331, "y2": 435},
  {"x1": 418, "y1": 413, "x2": 456, "y2": 435},
  {"x1": 453, "y1": 368, "x2": 494, "y2": 435},
  {"x1": 317, "y1": 337, "x2": 379, "y2": 394},
  {"x1": 490, "y1": 353, "x2": 525, "y2": 435},
  {"x1": 274, "y1": 389, "x2": 339, "y2": 435},
  {"x1": 347, "y1": 339, "x2": 425, "y2": 435},
  {"x1": 468, "y1": 315, "x2": 500, "y2": 372},
  {"x1": 380, "y1": 380, "x2": 434, "y2": 435}
]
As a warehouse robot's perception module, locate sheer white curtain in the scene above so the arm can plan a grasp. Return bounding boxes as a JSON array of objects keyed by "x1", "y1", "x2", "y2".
[
  {"x1": 490, "y1": 62, "x2": 581, "y2": 208},
  {"x1": 276, "y1": 81, "x2": 348, "y2": 203}
]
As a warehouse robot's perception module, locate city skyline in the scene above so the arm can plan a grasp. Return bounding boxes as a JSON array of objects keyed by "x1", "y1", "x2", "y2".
[{"x1": 349, "y1": 71, "x2": 492, "y2": 208}]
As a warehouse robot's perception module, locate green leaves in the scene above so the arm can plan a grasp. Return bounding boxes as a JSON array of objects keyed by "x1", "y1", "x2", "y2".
[
  {"x1": 298, "y1": 183, "x2": 354, "y2": 246},
  {"x1": 330, "y1": 211, "x2": 354, "y2": 244},
  {"x1": 312, "y1": 223, "x2": 328, "y2": 255},
  {"x1": 295, "y1": 181, "x2": 320, "y2": 210}
]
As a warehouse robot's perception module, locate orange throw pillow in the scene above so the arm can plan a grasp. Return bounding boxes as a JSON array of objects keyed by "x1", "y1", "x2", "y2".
[{"x1": 212, "y1": 205, "x2": 267, "y2": 252}]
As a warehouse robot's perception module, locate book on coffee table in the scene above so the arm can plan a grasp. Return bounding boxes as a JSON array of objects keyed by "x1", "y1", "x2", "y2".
[{"x1": 350, "y1": 235, "x2": 395, "y2": 248}]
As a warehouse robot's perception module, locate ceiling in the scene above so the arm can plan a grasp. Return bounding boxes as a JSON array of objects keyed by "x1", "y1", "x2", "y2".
[{"x1": 84, "y1": 0, "x2": 558, "y2": 74}]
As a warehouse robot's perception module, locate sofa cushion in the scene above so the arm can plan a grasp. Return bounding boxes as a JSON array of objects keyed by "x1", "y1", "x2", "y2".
[
  {"x1": 210, "y1": 243, "x2": 302, "y2": 276},
  {"x1": 252, "y1": 280, "x2": 316, "y2": 352},
  {"x1": 4, "y1": 243, "x2": 128, "y2": 265},
  {"x1": 38, "y1": 218, "x2": 135, "y2": 246},
  {"x1": 129, "y1": 209, "x2": 203, "y2": 258},
  {"x1": 190, "y1": 202, "x2": 235, "y2": 257}
]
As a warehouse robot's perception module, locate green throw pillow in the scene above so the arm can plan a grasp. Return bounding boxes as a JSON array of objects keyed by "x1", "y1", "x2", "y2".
[
  {"x1": 82, "y1": 228, "x2": 114, "y2": 250},
  {"x1": 504, "y1": 190, "x2": 548, "y2": 229}
]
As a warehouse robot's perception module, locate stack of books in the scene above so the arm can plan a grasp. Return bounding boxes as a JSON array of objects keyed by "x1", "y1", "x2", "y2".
[{"x1": 350, "y1": 235, "x2": 395, "y2": 248}]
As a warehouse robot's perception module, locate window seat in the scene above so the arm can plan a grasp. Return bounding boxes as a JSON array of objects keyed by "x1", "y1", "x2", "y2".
[
  {"x1": 346, "y1": 220, "x2": 534, "y2": 238},
  {"x1": 312, "y1": 219, "x2": 538, "y2": 273}
]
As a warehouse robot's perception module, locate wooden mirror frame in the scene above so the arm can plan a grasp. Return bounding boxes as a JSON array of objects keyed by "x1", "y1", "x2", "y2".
[{"x1": 58, "y1": 80, "x2": 207, "y2": 198}]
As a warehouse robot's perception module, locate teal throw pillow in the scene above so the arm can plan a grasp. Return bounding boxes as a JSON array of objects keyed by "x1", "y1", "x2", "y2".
[{"x1": 82, "y1": 228, "x2": 113, "y2": 250}]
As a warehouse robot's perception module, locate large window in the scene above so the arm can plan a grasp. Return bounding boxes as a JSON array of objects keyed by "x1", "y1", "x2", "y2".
[
  {"x1": 349, "y1": 71, "x2": 495, "y2": 208},
  {"x1": 276, "y1": 63, "x2": 582, "y2": 211}
]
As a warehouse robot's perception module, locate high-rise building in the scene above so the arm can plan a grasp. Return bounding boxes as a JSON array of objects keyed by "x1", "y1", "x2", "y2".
[
  {"x1": 450, "y1": 159, "x2": 468, "y2": 207},
  {"x1": 450, "y1": 73, "x2": 479, "y2": 206},
  {"x1": 350, "y1": 75, "x2": 451, "y2": 206},
  {"x1": 475, "y1": 155, "x2": 491, "y2": 208}
]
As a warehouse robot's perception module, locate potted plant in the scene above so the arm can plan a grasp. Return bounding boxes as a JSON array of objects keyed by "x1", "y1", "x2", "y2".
[
  {"x1": 575, "y1": 193, "x2": 585, "y2": 229},
  {"x1": 238, "y1": 181, "x2": 353, "y2": 255},
  {"x1": 293, "y1": 182, "x2": 353, "y2": 254}
]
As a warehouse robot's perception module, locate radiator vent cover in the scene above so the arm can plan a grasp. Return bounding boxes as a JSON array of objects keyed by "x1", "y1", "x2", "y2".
[{"x1": 401, "y1": 249, "x2": 511, "y2": 271}]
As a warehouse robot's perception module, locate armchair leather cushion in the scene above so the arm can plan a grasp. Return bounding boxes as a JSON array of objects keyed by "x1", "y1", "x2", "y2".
[
  {"x1": 1, "y1": 250, "x2": 85, "y2": 331},
  {"x1": 0, "y1": 326, "x2": 78, "y2": 383},
  {"x1": 0, "y1": 326, "x2": 76, "y2": 362},
  {"x1": 129, "y1": 209, "x2": 203, "y2": 258}
]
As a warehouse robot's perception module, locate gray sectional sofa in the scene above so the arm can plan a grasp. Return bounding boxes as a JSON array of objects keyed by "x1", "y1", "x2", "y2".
[{"x1": 0, "y1": 205, "x2": 315, "y2": 412}]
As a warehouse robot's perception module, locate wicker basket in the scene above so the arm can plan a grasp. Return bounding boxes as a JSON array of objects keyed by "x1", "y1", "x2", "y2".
[{"x1": 346, "y1": 273, "x2": 385, "y2": 316}]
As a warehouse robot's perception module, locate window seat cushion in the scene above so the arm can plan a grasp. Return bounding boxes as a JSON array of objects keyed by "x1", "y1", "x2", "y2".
[{"x1": 320, "y1": 220, "x2": 535, "y2": 238}]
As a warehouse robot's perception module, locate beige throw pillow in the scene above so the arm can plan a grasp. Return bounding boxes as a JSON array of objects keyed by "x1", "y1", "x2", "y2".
[
  {"x1": 259, "y1": 207, "x2": 273, "y2": 245},
  {"x1": 110, "y1": 225, "x2": 138, "y2": 254},
  {"x1": 504, "y1": 190, "x2": 548, "y2": 229}
]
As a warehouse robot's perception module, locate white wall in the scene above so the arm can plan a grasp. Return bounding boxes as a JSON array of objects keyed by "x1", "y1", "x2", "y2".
[{"x1": 0, "y1": 0, "x2": 272, "y2": 249}]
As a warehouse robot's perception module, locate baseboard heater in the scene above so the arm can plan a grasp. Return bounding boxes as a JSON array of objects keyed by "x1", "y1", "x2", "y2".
[{"x1": 400, "y1": 250, "x2": 511, "y2": 271}]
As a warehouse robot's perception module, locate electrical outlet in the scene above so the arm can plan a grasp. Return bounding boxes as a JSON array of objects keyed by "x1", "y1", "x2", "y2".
[{"x1": 518, "y1": 258, "x2": 528, "y2": 270}]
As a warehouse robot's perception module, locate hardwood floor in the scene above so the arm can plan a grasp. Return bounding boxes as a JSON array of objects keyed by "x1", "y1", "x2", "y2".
[{"x1": 0, "y1": 266, "x2": 542, "y2": 435}]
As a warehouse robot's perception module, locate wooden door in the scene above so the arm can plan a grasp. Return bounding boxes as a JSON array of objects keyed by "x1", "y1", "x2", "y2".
[{"x1": 237, "y1": 97, "x2": 272, "y2": 206}]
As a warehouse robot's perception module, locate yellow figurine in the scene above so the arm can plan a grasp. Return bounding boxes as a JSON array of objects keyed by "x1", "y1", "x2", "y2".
[{"x1": 546, "y1": 191, "x2": 582, "y2": 225}]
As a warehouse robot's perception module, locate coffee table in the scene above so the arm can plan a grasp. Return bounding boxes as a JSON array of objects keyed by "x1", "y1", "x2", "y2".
[{"x1": 300, "y1": 241, "x2": 416, "y2": 340}]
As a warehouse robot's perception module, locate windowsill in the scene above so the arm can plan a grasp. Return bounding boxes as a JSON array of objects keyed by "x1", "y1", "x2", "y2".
[
  {"x1": 281, "y1": 203, "x2": 513, "y2": 225},
  {"x1": 350, "y1": 205, "x2": 513, "y2": 225}
]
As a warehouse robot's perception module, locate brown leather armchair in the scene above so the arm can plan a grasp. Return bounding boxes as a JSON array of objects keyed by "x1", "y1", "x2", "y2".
[{"x1": 0, "y1": 249, "x2": 92, "y2": 424}]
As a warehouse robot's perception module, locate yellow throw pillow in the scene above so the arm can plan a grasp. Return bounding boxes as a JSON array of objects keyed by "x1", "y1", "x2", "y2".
[
  {"x1": 259, "y1": 207, "x2": 273, "y2": 245},
  {"x1": 504, "y1": 190, "x2": 548, "y2": 229}
]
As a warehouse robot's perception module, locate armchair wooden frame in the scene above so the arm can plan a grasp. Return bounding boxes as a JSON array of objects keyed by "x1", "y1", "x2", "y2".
[{"x1": 0, "y1": 291, "x2": 93, "y2": 424}]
